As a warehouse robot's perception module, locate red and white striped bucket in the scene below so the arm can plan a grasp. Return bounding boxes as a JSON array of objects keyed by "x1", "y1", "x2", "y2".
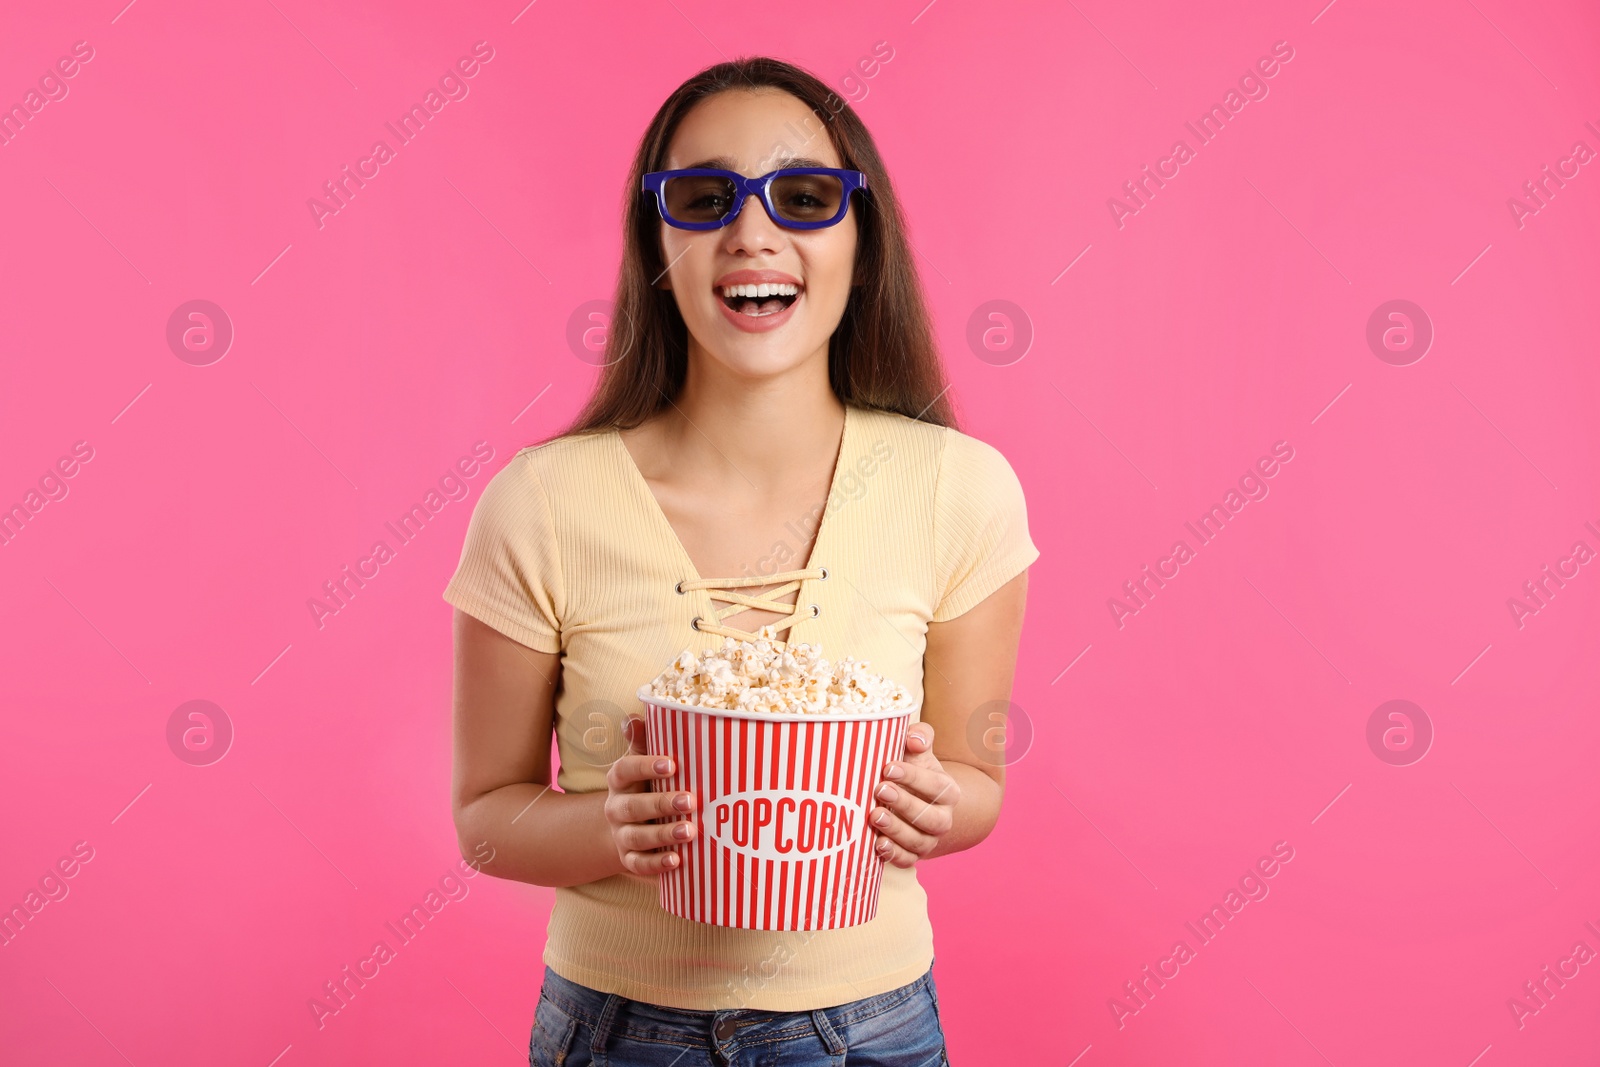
[{"x1": 636, "y1": 685, "x2": 915, "y2": 931}]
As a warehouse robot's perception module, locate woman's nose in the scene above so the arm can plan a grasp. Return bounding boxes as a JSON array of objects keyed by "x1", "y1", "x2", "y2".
[{"x1": 722, "y1": 191, "x2": 784, "y2": 251}]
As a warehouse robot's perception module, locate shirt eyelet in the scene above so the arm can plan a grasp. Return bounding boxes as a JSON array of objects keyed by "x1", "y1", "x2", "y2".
[
  {"x1": 675, "y1": 580, "x2": 686, "y2": 595},
  {"x1": 809, "y1": 604, "x2": 821, "y2": 618},
  {"x1": 690, "y1": 616, "x2": 703, "y2": 631},
  {"x1": 817, "y1": 567, "x2": 829, "y2": 581}
]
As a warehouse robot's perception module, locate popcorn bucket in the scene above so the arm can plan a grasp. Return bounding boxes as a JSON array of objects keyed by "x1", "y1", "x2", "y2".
[{"x1": 636, "y1": 685, "x2": 916, "y2": 931}]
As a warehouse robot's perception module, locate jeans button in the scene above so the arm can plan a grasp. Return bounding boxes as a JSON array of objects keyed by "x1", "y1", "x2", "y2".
[{"x1": 714, "y1": 1017, "x2": 738, "y2": 1040}]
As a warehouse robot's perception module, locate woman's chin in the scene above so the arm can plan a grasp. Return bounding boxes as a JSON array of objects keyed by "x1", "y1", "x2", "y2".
[{"x1": 704, "y1": 345, "x2": 817, "y2": 382}]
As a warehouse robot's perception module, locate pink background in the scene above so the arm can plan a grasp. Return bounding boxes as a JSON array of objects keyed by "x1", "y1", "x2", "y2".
[{"x1": 2, "y1": 0, "x2": 1598, "y2": 1063}]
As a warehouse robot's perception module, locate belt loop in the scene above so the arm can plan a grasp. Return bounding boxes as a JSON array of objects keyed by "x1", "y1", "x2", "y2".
[
  {"x1": 809, "y1": 1007, "x2": 847, "y2": 1055},
  {"x1": 590, "y1": 991, "x2": 624, "y2": 1057}
]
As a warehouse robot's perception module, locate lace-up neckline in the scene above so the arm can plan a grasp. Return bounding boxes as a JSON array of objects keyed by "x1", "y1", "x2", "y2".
[
  {"x1": 612, "y1": 405, "x2": 854, "y2": 645},
  {"x1": 677, "y1": 567, "x2": 828, "y2": 642}
]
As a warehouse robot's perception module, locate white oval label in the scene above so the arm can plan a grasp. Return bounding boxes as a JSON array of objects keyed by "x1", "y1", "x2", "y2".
[{"x1": 705, "y1": 789, "x2": 865, "y2": 862}]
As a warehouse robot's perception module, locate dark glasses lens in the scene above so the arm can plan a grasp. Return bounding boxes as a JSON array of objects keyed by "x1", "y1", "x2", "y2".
[
  {"x1": 768, "y1": 173, "x2": 845, "y2": 223},
  {"x1": 662, "y1": 174, "x2": 737, "y2": 223},
  {"x1": 660, "y1": 172, "x2": 848, "y2": 226}
]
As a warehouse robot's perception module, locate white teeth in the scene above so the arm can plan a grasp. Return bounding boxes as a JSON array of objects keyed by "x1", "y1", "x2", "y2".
[{"x1": 718, "y1": 282, "x2": 800, "y2": 298}]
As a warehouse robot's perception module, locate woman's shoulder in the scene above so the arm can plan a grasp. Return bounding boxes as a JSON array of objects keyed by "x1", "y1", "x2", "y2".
[
  {"x1": 847, "y1": 402, "x2": 947, "y2": 462},
  {"x1": 470, "y1": 430, "x2": 618, "y2": 520},
  {"x1": 920, "y1": 418, "x2": 1029, "y2": 515},
  {"x1": 498, "y1": 428, "x2": 617, "y2": 479},
  {"x1": 939, "y1": 424, "x2": 1022, "y2": 480},
  {"x1": 517, "y1": 426, "x2": 616, "y2": 459},
  {"x1": 849, "y1": 403, "x2": 1017, "y2": 480}
]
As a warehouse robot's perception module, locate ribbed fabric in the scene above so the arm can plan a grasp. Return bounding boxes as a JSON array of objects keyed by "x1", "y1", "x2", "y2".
[{"x1": 442, "y1": 402, "x2": 1039, "y2": 1011}]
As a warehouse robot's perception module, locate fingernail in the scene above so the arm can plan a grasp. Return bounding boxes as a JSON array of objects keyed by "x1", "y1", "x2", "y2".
[
  {"x1": 876, "y1": 839, "x2": 891, "y2": 855},
  {"x1": 654, "y1": 758, "x2": 671, "y2": 774},
  {"x1": 674, "y1": 822, "x2": 693, "y2": 839},
  {"x1": 673, "y1": 793, "x2": 691, "y2": 811},
  {"x1": 877, "y1": 783, "x2": 898, "y2": 802},
  {"x1": 885, "y1": 763, "x2": 903, "y2": 779},
  {"x1": 873, "y1": 809, "x2": 889, "y2": 826}
]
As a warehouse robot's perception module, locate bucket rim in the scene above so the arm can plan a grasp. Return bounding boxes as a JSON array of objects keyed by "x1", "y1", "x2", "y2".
[{"x1": 636, "y1": 683, "x2": 919, "y2": 724}]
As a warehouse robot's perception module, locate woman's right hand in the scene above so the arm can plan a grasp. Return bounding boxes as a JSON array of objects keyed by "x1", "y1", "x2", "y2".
[{"x1": 605, "y1": 716, "x2": 698, "y2": 877}]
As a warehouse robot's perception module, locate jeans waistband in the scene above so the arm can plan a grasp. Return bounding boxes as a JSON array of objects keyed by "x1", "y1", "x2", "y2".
[{"x1": 538, "y1": 962, "x2": 934, "y2": 1055}]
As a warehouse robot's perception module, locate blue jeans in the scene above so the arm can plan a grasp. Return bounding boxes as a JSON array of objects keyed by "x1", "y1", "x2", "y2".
[{"x1": 529, "y1": 960, "x2": 949, "y2": 1066}]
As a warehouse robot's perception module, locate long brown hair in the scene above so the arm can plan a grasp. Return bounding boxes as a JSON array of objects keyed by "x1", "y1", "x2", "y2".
[{"x1": 544, "y1": 56, "x2": 957, "y2": 443}]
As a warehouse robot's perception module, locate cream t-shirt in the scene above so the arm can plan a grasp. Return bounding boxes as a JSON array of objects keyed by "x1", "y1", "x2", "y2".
[{"x1": 442, "y1": 400, "x2": 1039, "y2": 1010}]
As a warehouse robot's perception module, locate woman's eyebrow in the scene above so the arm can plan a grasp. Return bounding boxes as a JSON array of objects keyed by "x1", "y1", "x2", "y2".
[{"x1": 682, "y1": 155, "x2": 834, "y2": 171}]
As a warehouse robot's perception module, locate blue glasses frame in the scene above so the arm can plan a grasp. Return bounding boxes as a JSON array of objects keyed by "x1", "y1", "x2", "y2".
[{"x1": 641, "y1": 167, "x2": 868, "y2": 230}]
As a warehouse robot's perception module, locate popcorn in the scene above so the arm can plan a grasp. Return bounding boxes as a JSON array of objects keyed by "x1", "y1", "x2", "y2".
[{"x1": 646, "y1": 625, "x2": 912, "y2": 716}]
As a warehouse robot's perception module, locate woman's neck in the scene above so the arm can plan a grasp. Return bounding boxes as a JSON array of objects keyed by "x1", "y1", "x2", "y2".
[{"x1": 653, "y1": 351, "x2": 845, "y2": 492}]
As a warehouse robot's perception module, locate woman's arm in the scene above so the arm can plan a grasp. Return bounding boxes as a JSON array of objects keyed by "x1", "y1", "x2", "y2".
[
  {"x1": 869, "y1": 568, "x2": 1029, "y2": 864},
  {"x1": 451, "y1": 610, "x2": 691, "y2": 888},
  {"x1": 450, "y1": 610, "x2": 619, "y2": 887}
]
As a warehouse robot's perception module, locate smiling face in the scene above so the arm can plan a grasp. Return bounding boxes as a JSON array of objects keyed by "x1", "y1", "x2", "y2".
[{"x1": 655, "y1": 88, "x2": 860, "y2": 381}]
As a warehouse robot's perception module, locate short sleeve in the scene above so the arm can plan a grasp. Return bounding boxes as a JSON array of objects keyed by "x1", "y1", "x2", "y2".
[
  {"x1": 442, "y1": 450, "x2": 565, "y2": 653},
  {"x1": 931, "y1": 430, "x2": 1040, "y2": 622}
]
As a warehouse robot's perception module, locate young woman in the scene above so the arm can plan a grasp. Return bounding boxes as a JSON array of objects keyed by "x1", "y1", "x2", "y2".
[{"x1": 445, "y1": 57, "x2": 1038, "y2": 1066}]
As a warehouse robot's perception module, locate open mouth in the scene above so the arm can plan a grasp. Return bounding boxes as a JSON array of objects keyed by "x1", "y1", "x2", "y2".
[{"x1": 717, "y1": 283, "x2": 801, "y2": 318}]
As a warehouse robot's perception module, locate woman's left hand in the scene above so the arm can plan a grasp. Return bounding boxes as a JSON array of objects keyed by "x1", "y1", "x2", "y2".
[{"x1": 871, "y1": 722, "x2": 961, "y2": 868}]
